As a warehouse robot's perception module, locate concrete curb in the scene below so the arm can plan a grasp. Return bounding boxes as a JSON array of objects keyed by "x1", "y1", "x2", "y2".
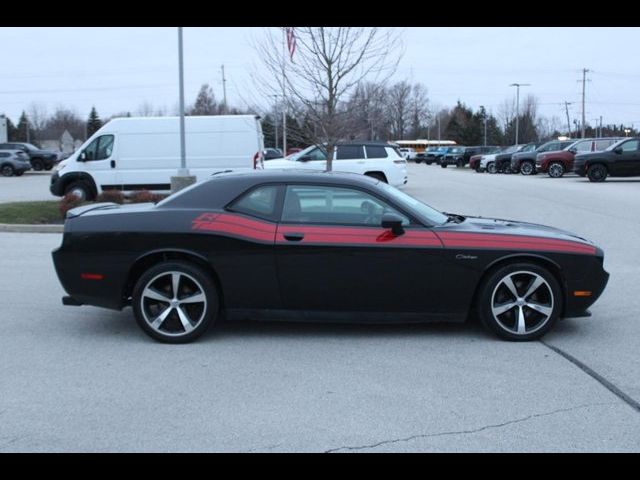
[{"x1": 0, "y1": 223, "x2": 63, "y2": 233}]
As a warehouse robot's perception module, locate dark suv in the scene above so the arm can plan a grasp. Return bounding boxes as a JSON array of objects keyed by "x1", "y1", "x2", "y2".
[
  {"x1": 493, "y1": 143, "x2": 538, "y2": 173},
  {"x1": 574, "y1": 137, "x2": 640, "y2": 182},
  {"x1": 441, "y1": 145, "x2": 499, "y2": 168},
  {"x1": 511, "y1": 139, "x2": 575, "y2": 175},
  {"x1": 0, "y1": 142, "x2": 60, "y2": 171}
]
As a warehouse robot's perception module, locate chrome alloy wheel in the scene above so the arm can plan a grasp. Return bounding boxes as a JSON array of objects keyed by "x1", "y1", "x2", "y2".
[
  {"x1": 490, "y1": 271, "x2": 554, "y2": 336},
  {"x1": 140, "y1": 271, "x2": 207, "y2": 337},
  {"x1": 548, "y1": 163, "x2": 565, "y2": 178}
]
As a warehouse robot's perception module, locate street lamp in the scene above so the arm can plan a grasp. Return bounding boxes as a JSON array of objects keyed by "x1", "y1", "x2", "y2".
[
  {"x1": 624, "y1": 128, "x2": 631, "y2": 137},
  {"x1": 509, "y1": 83, "x2": 530, "y2": 145}
]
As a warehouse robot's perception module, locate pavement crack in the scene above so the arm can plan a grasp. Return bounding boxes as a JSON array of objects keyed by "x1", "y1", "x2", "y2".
[
  {"x1": 540, "y1": 340, "x2": 640, "y2": 413},
  {"x1": 324, "y1": 402, "x2": 616, "y2": 453}
]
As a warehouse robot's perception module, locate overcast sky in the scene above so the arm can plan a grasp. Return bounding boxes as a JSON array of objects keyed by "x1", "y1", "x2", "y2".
[{"x1": 1, "y1": 27, "x2": 639, "y2": 129}]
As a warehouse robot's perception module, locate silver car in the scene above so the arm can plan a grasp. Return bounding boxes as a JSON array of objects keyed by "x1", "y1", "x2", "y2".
[{"x1": 0, "y1": 150, "x2": 33, "y2": 177}]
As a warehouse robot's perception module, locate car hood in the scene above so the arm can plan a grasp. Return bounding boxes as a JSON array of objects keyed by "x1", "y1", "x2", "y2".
[{"x1": 440, "y1": 215, "x2": 596, "y2": 248}]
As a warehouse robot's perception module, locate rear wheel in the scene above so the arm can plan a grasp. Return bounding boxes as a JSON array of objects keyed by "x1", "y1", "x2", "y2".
[
  {"x1": 548, "y1": 162, "x2": 565, "y2": 178},
  {"x1": 477, "y1": 263, "x2": 561, "y2": 341},
  {"x1": 31, "y1": 159, "x2": 44, "y2": 171},
  {"x1": 132, "y1": 261, "x2": 219, "y2": 343},
  {"x1": 456, "y1": 159, "x2": 464, "y2": 168},
  {"x1": 1, "y1": 164, "x2": 15, "y2": 176},
  {"x1": 520, "y1": 161, "x2": 535, "y2": 175},
  {"x1": 441, "y1": 163, "x2": 447, "y2": 168},
  {"x1": 365, "y1": 172, "x2": 387, "y2": 183},
  {"x1": 15, "y1": 171, "x2": 24, "y2": 177},
  {"x1": 587, "y1": 163, "x2": 607, "y2": 182}
]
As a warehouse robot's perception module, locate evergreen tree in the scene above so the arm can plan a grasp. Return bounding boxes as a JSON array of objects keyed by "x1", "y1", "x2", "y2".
[
  {"x1": 86, "y1": 106, "x2": 103, "y2": 137},
  {"x1": 189, "y1": 84, "x2": 218, "y2": 115},
  {"x1": 16, "y1": 111, "x2": 35, "y2": 143}
]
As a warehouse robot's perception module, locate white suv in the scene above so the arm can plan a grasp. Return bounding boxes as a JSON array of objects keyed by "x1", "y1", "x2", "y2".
[{"x1": 264, "y1": 142, "x2": 408, "y2": 188}]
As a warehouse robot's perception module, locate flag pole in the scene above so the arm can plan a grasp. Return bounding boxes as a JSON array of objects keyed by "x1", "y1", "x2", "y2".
[{"x1": 282, "y1": 27, "x2": 287, "y2": 157}]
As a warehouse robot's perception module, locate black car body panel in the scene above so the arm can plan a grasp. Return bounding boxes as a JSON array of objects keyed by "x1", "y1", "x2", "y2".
[{"x1": 52, "y1": 171, "x2": 609, "y2": 324}]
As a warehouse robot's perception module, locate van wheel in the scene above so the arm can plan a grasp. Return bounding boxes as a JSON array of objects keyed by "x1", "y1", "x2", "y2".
[
  {"x1": 32, "y1": 159, "x2": 44, "y2": 171},
  {"x1": 132, "y1": 261, "x2": 219, "y2": 343},
  {"x1": 365, "y1": 172, "x2": 387, "y2": 183},
  {"x1": 477, "y1": 263, "x2": 561, "y2": 341},
  {"x1": 64, "y1": 181, "x2": 94, "y2": 201},
  {"x1": 548, "y1": 162, "x2": 565, "y2": 178},
  {"x1": 587, "y1": 164, "x2": 607, "y2": 182}
]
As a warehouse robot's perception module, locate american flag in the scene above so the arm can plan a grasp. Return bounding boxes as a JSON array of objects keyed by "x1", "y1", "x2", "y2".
[{"x1": 286, "y1": 27, "x2": 296, "y2": 61}]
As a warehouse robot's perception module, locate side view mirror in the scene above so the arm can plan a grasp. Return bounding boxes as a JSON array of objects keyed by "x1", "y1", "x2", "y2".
[
  {"x1": 79, "y1": 151, "x2": 87, "y2": 162},
  {"x1": 568, "y1": 147, "x2": 577, "y2": 154},
  {"x1": 614, "y1": 146, "x2": 623, "y2": 154},
  {"x1": 381, "y1": 213, "x2": 405, "y2": 236}
]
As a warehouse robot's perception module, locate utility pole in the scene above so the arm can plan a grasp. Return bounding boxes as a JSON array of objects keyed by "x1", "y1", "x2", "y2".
[
  {"x1": 221, "y1": 64, "x2": 228, "y2": 113},
  {"x1": 564, "y1": 101, "x2": 573, "y2": 138},
  {"x1": 281, "y1": 28, "x2": 287, "y2": 158},
  {"x1": 270, "y1": 95, "x2": 279, "y2": 150},
  {"x1": 510, "y1": 83, "x2": 530, "y2": 145},
  {"x1": 483, "y1": 113, "x2": 487, "y2": 146},
  {"x1": 580, "y1": 68, "x2": 590, "y2": 138},
  {"x1": 437, "y1": 114, "x2": 441, "y2": 142},
  {"x1": 600, "y1": 116, "x2": 603, "y2": 138},
  {"x1": 171, "y1": 26, "x2": 196, "y2": 193}
]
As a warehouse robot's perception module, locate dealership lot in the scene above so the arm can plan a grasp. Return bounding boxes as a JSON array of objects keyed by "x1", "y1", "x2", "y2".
[
  {"x1": 0, "y1": 171, "x2": 55, "y2": 203},
  {"x1": 1, "y1": 164, "x2": 639, "y2": 452}
]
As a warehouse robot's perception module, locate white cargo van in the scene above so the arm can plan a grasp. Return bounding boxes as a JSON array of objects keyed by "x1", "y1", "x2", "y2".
[{"x1": 50, "y1": 115, "x2": 264, "y2": 200}]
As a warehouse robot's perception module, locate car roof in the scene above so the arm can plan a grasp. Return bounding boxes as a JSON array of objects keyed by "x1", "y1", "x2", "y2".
[
  {"x1": 209, "y1": 169, "x2": 380, "y2": 186},
  {"x1": 337, "y1": 141, "x2": 398, "y2": 147}
]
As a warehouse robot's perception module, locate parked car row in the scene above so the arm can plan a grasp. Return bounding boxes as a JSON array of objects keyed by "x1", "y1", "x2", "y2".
[
  {"x1": 0, "y1": 142, "x2": 61, "y2": 171},
  {"x1": 0, "y1": 150, "x2": 32, "y2": 177}
]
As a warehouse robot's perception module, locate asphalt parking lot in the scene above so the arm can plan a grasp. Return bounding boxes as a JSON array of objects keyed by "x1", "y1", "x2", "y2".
[
  {"x1": 1, "y1": 163, "x2": 639, "y2": 452},
  {"x1": 0, "y1": 171, "x2": 55, "y2": 203}
]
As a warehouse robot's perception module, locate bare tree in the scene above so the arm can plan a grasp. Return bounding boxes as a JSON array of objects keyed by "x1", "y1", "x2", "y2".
[
  {"x1": 387, "y1": 81, "x2": 412, "y2": 140},
  {"x1": 27, "y1": 102, "x2": 49, "y2": 133},
  {"x1": 135, "y1": 101, "x2": 155, "y2": 117},
  {"x1": 254, "y1": 27, "x2": 402, "y2": 170}
]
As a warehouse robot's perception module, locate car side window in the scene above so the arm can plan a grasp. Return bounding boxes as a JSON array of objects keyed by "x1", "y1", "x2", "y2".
[
  {"x1": 336, "y1": 145, "x2": 363, "y2": 160},
  {"x1": 0, "y1": 152, "x2": 8, "y2": 158},
  {"x1": 595, "y1": 140, "x2": 613, "y2": 151},
  {"x1": 298, "y1": 147, "x2": 326, "y2": 161},
  {"x1": 228, "y1": 185, "x2": 280, "y2": 220},
  {"x1": 83, "y1": 135, "x2": 114, "y2": 161},
  {"x1": 365, "y1": 145, "x2": 388, "y2": 159},
  {"x1": 575, "y1": 141, "x2": 592, "y2": 153},
  {"x1": 620, "y1": 140, "x2": 639, "y2": 152},
  {"x1": 281, "y1": 185, "x2": 410, "y2": 227}
]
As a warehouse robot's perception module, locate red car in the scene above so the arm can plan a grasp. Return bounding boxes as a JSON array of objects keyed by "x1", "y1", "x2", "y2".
[
  {"x1": 286, "y1": 147, "x2": 303, "y2": 156},
  {"x1": 536, "y1": 138, "x2": 622, "y2": 178}
]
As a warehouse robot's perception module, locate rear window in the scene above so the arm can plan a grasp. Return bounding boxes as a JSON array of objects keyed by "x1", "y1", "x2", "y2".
[
  {"x1": 365, "y1": 145, "x2": 388, "y2": 159},
  {"x1": 228, "y1": 185, "x2": 279, "y2": 220}
]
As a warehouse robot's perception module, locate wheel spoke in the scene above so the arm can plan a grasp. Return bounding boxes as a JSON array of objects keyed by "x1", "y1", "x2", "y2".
[
  {"x1": 516, "y1": 306, "x2": 526, "y2": 334},
  {"x1": 523, "y1": 276, "x2": 544, "y2": 300},
  {"x1": 150, "y1": 306, "x2": 173, "y2": 329},
  {"x1": 525, "y1": 301, "x2": 552, "y2": 317},
  {"x1": 176, "y1": 306, "x2": 194, "y2": 333},
  {"x1": 171, "y1": 273, "x2": 181, "y2": 299},
  {"x1": 502, "y1": 276, "x2": 519, "y2": 299},
  {"x1": 180, "y1": 292, "x2": 205, "y2": 304},
  {"x1": 142, "y1": 287, "x2": 172, "y2": 303},
  {"x1": 492, "y1": 301, "x2": 517, "y2": 316}
]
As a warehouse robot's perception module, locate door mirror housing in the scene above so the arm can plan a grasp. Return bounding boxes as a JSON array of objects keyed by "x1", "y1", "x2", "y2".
[
  {"x1": 79, "y1": 151, "x2": 87, "y2": 162},
  {"x1": 381, "y1": 213, "x2": 405, "y2": 236},
  {"x1": 614, "y1": 146, "x2": 623, "y2": 154},
  {"x1": 568, "y1": 147, "x2": 577, "y2": 154}
]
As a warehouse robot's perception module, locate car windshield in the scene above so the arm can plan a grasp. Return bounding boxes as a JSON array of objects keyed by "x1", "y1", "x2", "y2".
[
  {"x1": 22, "y1": 143, "x2": 39, "y2": 151},
  {"x1": 503, "y1": 145, "x2": 519, "y2": 154},
  {"x1": 286, "y1": 144, "x2": 326, "y2": 161},
  {"x1": 377, "y1": 182, "x2": 449, "y2": 226}
]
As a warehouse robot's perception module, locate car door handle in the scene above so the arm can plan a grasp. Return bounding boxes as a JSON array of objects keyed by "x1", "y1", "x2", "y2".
[
  {"x1": 283, "y1": 232, "x2": 304, "y2": 242},
  {"x1": 110, "y1": 160, "x2": 116, "y2": 168}
]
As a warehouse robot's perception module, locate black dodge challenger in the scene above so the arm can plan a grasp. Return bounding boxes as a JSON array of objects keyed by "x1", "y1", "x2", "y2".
[{"x1": 52, "y1": 170, "x2": 609, "y2": 343}]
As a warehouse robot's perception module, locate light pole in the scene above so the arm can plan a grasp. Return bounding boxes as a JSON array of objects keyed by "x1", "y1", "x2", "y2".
[
  {"x1": 509, "y1": 83, "x2": 530, "y2": 145},
  {"x1": 171, "y1": 27, "x2": 196, "y2": 193},
  {"x1": 624, "y1": 128, "x2": 631, "y2": 137}
]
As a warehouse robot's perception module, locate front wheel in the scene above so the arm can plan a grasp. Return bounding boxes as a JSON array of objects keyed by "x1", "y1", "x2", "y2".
[
  {"x1": 486, "y1": 162, "x2": 497, "y2": 174},
  {"x1": 132, "y1": 261, "x2": 219, "y2": 343},
  {"x1": 31, "y1": 159, "x2": 44, "y2": 171},
  {"x1": 548, "y1": 162, "x2": 565, "y2": 178},
  {"x1": 64, "y1": 181, "x2": 94, "y2": 201},
  {"x1": 520, "y1": 161, "x2": 535, "y2": 175},
  {"x1": 477, "y1": 263, "x2": 561, "y2": 341},
  {"x1": 440, "y1": 163, "x2": 447, "y2": 168},
  {"x1": 587, "y1": 164, "x2": 607, "y2": 182}
]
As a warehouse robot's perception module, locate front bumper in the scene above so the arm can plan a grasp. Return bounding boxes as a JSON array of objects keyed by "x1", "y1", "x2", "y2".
[{"x1": 50, "y1": 171, "x2": 64, "y2": 196}]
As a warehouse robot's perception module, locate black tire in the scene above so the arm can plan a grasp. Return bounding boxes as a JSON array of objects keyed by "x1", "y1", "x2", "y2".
[
  {"x1": 44, "y1": 165, "x2": 53, "y2": 171},
  {"x1": 31, "y1": 159, "x2": 44, "y2": 171},
  {"x1": 520, "y1": 161, "x2": 535, "y2": 175},
  {"x1": 587, "y1": 164, "x2": 607, "y2": 182},
  {"x1": 456, "y1": 159, "x2": 464, "y2": 168},
  {"x1": 64, "y1": 181, "x2": 95, "y2": 201},
  {"x1": 547, "y1": 162, "x2": 565, "y2": 178},
  {"x1": 440, "y1": 163, "x2": 447, "y2": 168},
  {"x1": 1, "y1": 164, "x2": 15, "y2": 177},
  {"x1": 132, "y1": 261, "x2": 219, "y2": 343},
  {"x1": 365, "y1": 172, "x2": 387, "y2": 183},
  {"x1": 476, "y1": 262, "x2": 562, "y2": 341},
  {"x1": 487, "y1": 162, "x2": 497, "y2": 174},
  {"x1": 15, "y1": 171, "x2": 24, "y2": 177},
  {"x1": 426, "y1": 160, "x2": 433, "y2": 165}
]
